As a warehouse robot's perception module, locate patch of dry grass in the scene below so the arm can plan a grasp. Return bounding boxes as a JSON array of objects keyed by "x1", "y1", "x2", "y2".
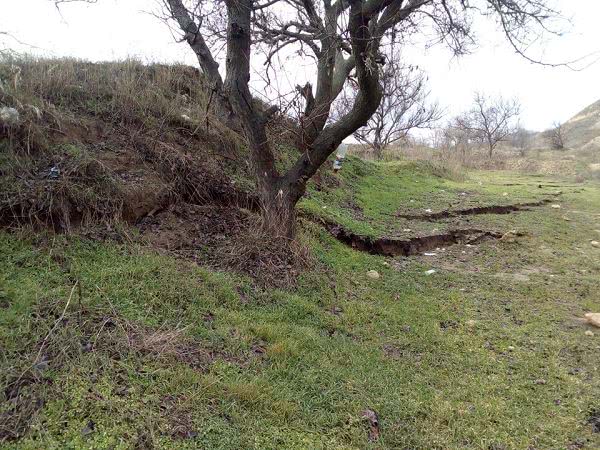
[{"x1": 349, "y1": 141, "x2": 595, "y2": 180}]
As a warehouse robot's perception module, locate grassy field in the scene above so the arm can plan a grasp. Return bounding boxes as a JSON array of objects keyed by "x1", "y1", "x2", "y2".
[
  {"x1": 1, "y1": 161, "x2": 600, "y2": 449},
  {"x1": 301, "y1": 159, "x2": 572, "y2": 238}
]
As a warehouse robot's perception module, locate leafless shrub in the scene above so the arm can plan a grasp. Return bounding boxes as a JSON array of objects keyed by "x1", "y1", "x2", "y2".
[{"x1": 218, "y1": 214, "x2": 313, "y2": 287}]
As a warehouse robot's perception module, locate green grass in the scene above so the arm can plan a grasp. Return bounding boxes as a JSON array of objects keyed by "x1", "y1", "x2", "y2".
[
  {"x1": 1, "y1": 167, "x2": 600, "y2": 449},
  {"x1": 300, "y1": 158, "x2": 578, "y2": 238}
]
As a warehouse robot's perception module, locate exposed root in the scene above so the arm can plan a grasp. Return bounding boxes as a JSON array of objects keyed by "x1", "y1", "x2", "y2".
[{"x1": 396, "y1": 199, "x2": 551, "y2": 221}]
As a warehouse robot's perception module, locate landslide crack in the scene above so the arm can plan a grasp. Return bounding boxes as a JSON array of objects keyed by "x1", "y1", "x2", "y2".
[
  {"x1": 396, "y1": 199, "x2": 551, "y2": 221},
  {"x1": 320, "y1": 220, "x2": 503, "y2": 257}
]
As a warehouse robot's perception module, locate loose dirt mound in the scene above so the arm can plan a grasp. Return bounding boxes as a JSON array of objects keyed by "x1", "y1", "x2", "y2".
[
  {"x1": 139, "y1": 203, "x2": 307, "y2": 285},
  {"x1": 139, "y1": 203, "x2": 249, "y2": 254}
]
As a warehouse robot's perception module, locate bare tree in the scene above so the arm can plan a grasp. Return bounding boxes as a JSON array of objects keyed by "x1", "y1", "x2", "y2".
[
  {"x1": 456, "y1": 93, "x2": 521, "y2": 158},
  {"x1": 511, "y1": 124, "x2": 533, "y2": 156},
  {"x1": 335, "y1": 50, "x2": 442, "y2": 159},
  {"x1": 439, "y1": 122, "x2": 474, "y2": 162},
  {"x1": 56, "y1": 0, "x2": 563, "y2": 237},
  {"x1": 549, "y1": 121, "x2": 566, "y2": 150}
]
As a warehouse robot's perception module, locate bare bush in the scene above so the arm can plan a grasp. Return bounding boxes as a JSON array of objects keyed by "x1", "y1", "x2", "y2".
[{"x1": 439, "y1": 123, "x2": 475, "y2": 163}]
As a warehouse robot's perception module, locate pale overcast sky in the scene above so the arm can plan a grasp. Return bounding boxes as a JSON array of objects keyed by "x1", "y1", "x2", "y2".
[{"x1": 2, "y1": 0, "x2": 599, "y2": 132}]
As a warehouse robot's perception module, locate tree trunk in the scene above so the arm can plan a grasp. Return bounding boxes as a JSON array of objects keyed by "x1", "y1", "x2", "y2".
[
  {"x1": 373, "y1": 143, "x2": 384, "y2": 160},
  {"x1": 258, "y1": 179, "x2": 305, "y2": 239},
  {"x1": 221, "y1": 0, "x2": 381, "y2": 240}
]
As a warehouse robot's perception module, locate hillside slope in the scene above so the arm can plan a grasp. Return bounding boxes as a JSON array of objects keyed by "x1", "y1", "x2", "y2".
[
  {"x1": 0, "y1": 57, "x2": 279, "y2": 231},
  {"x1": 565, "y1": 99, "x2": 600, "y2": 150},
  {"x1": 537, "y1": 99, "x2": 600, "y2": 151}
]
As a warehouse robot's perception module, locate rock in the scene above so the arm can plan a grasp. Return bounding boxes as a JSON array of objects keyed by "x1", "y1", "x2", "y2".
[
  {"x1": 500, "y1": 230, "x2": 518, "y2": 242},
  {"x1": 329, "y1": 306, "x2": 343, "y2": 315},
  {"x1": 585, "y1": 330, "x2": 595, "y2": 337},
  {"x1": 33, "y1": 358, "x2": 49, "y2": 371},
  {"x1": 591, "y1": 241, "x2": 600, "y2": 248},
  {"x1": 185, "y1": 431, "x2": 199, "y2": 439},
  {"x1": 466, "y1": 320, "x2": 477, "y2": 327},
  {"x1": 584, "y1": 313, "x2": 600, "y2": 328},
  {"x1": 0, "y1": 106, "x2": 19, "y2": 126},
  {"x1": 81, "y1": 342, "x2": 93, "y2": 353},
  {"x1": 366, "y1": 270, "x2": 380, "y2": 280},
  {"x1": 551, "y1": 204, "x2": 561, "y2": 209}
]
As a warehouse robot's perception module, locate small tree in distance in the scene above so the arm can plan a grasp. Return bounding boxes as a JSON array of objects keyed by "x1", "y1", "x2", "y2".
[
  {"x1": 335, "y1": 50, "x2": 442, "y2": 159},
  {"x1": 511, "y1": 124, "x2": 534, "y2": 157},
  {"x1": 440, "y1": 124, "x2": 474, "y2": 162},
  {"x1": 550, "y1": 121, "x2": 566, "y2": 150},
  {"x1": 456, "y1": 93, "x2": 521, "y2": 158}
]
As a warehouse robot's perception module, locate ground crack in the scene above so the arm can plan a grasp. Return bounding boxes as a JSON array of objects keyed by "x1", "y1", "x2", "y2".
[
  {"x1": 318, "y1": 219, "x2": 504, "y2": 256},
  {"x1": 396, "y1": 199, "x2": 552, "y2": 221}
]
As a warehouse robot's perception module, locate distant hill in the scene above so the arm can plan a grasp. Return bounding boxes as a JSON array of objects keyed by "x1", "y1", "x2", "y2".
[{"x1": 537, "y1": 99, "x2": 600, "y2": 151}]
